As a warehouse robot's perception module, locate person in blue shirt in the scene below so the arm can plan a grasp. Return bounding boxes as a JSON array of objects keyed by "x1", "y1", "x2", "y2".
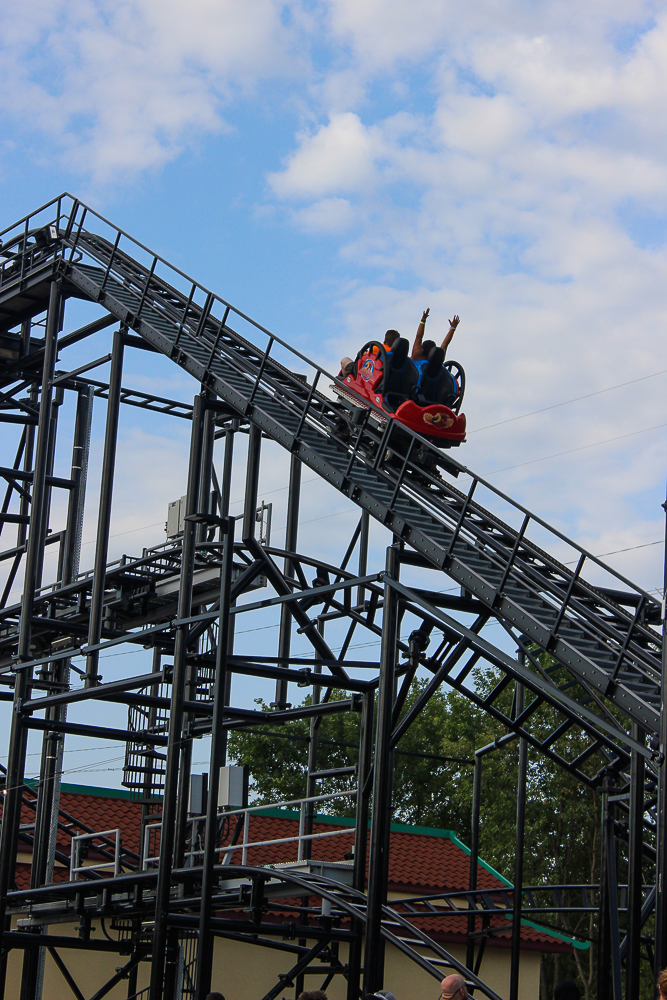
[{"x1": 411, "y1": 308, "x2": 460, "y2": 376}]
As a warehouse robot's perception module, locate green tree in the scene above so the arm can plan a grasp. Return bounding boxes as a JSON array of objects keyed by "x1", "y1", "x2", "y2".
[{"x1": 228, "y1": 667, "x2": 646, "y2": 1000}]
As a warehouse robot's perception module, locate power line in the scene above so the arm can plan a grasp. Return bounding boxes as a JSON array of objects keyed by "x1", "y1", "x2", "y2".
[
  {"x1": 81, "y1": 522, "x2": 164, "y2": 546},
  {"x1": 470, "y1": 368, "x2": 667, "y2": 434},
  {"x1": 589, "y1": 539, "x2": 662, "y2": 559},
  {"x1": 562, "y1": 538, "x2": 663, "y2": 567},
  {"x1": 486, "y1": 421, "x2": 667, "y2": 477}
]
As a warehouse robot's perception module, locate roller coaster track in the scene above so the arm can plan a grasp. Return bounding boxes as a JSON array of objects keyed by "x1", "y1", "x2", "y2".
[
  {"x1": 0, "y1": 195, "x2": 665, "y2": 999},
  {"x1": 0, "y1": 195, "x2": 662, "y2": 753},
  {"x1": 5, "y1": 864, "x2": 505, "y2": 1000}
]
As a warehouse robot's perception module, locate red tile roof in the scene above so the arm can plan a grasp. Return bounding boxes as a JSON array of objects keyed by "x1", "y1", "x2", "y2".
[
  {"x1": 233, "y1": 813, "x2": 504, "y2": 893},
  {"x1": 7, "y1": 783, "x2": 579, "y2": 955}
]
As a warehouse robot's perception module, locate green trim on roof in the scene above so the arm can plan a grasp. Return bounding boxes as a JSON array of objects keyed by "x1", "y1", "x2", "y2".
[
  {"x1": 60, "y1": 782, "x2": 159, "y2": 800},
  {"x1": 446, "y1": 829, "x2": 589, "y2": 951},
  {"x1": 24, "y1": 779, "x2": 159, "y2": 801},
  {"x1": 446, "y1": 829, "x2": 513, "y2": 886},
  {"x1": 203, "y1": 808, "x2": 589, "y2": 951},
  {"x1": 29, "y1": 785, "x2": 589, "y2": 951},
  {"x1": 516, "y1": 916, "x2": 589, "y2": 951},
  {"x1": 256, "y1": 808, "x2": 460, "y2": 837}
]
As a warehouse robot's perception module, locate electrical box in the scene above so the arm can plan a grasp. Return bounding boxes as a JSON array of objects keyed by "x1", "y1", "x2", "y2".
[
  {"x1": 188, "y1": 773, "x2": 208, "y2": 815},
  {"x1": 218, "y1": 765, "x2": 247, "y2": 810},
  {"x1": 256, "y1": 501, "x2": 272, "y2": 547},
  {"x1": 166, "y1": 496, "x2": 186, "y2": 538}
]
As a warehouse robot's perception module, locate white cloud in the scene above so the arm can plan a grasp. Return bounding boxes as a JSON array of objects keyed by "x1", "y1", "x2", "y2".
[
  {"x1": 323, "y1": 0, "x2": 456, "y2": 68},
  {"x1": 2, "y1": 0, "x2": 666, "y2": 591},
  {"x1": 268, "y1": 113, "x2": 381, "y2": 198},
  {"x1": 293, "y1": 196, "x2": 356, "y2": 232},
  {"x1": 0, "y1": 0, "x2": 300, "y2": 180}
]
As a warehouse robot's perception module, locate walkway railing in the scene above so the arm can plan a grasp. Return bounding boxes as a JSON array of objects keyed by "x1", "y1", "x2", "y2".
[{"x1": 141, "y1": 789, "x2": 356, "y2": 870}]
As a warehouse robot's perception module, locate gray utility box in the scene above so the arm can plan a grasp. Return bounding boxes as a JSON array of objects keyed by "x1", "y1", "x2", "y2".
[
  {"x1": 188, "y1": 773, "x2": 208, "y2": 815},
  {"x1": 187, "y1": 766, "x2": 247, "y2": 815},
  {"x1": 166, "y1": 496, "x2": 187, "y2": 539},
  {"x1": 218, "y1": 765, "x2": 247, "y2": 810}
]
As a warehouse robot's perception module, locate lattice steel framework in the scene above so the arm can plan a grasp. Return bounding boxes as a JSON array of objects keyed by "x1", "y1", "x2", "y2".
[{"x1": 0, "y1": 195, "x2": 664, "y2": 1000}]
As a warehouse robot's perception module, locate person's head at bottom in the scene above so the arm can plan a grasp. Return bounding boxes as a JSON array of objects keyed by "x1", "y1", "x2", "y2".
[
  {"x1": 554, "y1": 982, "x2": 580, "y2": 1000},
  {"x1": 441, "y1": 975, "x2": 467, "y2": 1000},
  {"x1": 206, "y1": 993, "x2": 225, "y2": 1000},
  {"x1": 366, "y1": 991, "x2": 397, "y2": 1000},
  {"x1": 298, "y1": 992, "x2": 328, "y2": 1000},
  {"x1": 658, "y1": 968, "x2": 667, "y2": 1000}
]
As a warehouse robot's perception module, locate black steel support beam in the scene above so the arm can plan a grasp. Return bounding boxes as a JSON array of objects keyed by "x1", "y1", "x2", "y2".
[
  {"x1": 219, "y1": 422, "x2": 236, "y2": 767},
  {"x1": 197, "y1": 393, "x2": 216, "y2": 545},
  {"x1": 626, "y1": 724, "x2": 645, "y2": 1000},
  {"x1": 22, "y1": 671, "x2": 165, "y2": 713},
  {"x1": 300, "y1": 623, "x2": 322, "y2": 866},
  {"x1": 0, "y1": 280, "x2": 61, "y2": 998},
  {"x1": 509, "y1": 672, "x2": 527, "y2": 1000},
  {"x1": 655, "y1": 485, "x2": 667, "y2": 977},
  {"x1": 88, "y1": 953, "x2": 142, "y2": 1000},
  {"x1": 29, "y1": 385, "x2": 94, "y2": 1000},
  {"x1": 1, "y1": 931, "x2": 124, "y2": 952},
  {"x1": 195, "y1": 516, "x2": 235, "y2": 1000},
  {"x1": 348, "y1": 688, "x2": 374, "y2": 1000},
  {"x1": 466, "y1": 752, "x2": 483, "y2": 977},
  {"x1": 25, "y1": 716, "x2": 168, "y2": 744},
  {"x1": 276, "y1": 453, "x2": 301, "y2": 708},
  {"x1": 85, "y1": 325, "x2": 124, "y2": 686},
  {"x1": 597, "y1": 770, "x2": 622, "y2": 1000},
  {"x1": 47, "y1": 947, "x2": 86, "y2": 1000},
  {"x1": 18, "y1": 384, "x2": 64, "y2": 999},
  {"x1": 242, "y1": 423, "x2": 262, "y2": 542},
  {"x1": 357, "y1": 510, "x2": 369, "y2": 609},
  {"x1": 363, "y1": 544, "x2": 399, "y2": 995},
  {"x1": 260, "y1": 938, "x2": 330, "y2": 1000},
  {"x1": 60, "y1": 386, "x2": 93, "y2": 586},
  {"x1": 149, "y1": 392, "x2": 206, "y2": 1000},
  {"x1": 17, "y1": 386, "x2": 37, "y2": 549}
]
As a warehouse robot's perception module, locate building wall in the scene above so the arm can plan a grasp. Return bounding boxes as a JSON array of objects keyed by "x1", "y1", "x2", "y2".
[
  {"x1": 209, "y1": 935, "x2": 542, "y2": 1000},
  {"x1": 5, "y1": 915, "x2": 151, "y2": 999},
  {"x1": 384, "y1": 943, "x2": 541, "y2": 1000},
  {"x1": 5, "y1": 922, "x2": 542, "y2": 1000}
]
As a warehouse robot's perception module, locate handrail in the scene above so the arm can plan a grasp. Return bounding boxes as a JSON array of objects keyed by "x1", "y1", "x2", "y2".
[
  {"x1": 0, "y1": 193, "x2": 657, "y2": 606},
  {"x1": 56, "y1": 198, "x2": 657, "y2": 603},
  {"x1": 141, "y1": 790, "x2": 356, "y2": 870},
  {"x1": 0, "y1": 196, "x2": 661, "y2": 724}
]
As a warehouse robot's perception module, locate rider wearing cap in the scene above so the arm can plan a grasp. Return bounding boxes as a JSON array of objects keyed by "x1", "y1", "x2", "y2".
[{"x1": 341, "y1": 329, "x2": 400, "y2": 375}]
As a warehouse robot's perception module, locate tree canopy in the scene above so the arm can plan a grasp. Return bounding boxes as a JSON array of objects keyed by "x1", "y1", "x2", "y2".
[{"x1": 228, "y1": 666, "x2": 644, "y2": 999}]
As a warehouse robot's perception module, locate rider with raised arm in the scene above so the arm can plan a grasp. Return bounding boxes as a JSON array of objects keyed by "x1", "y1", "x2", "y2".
[{"x1": 411, "y1": 308, "x2": 460, "y2": 377}]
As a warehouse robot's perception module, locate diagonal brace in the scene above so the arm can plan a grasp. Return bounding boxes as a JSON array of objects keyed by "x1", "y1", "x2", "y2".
[
  {"x1": 388, "y1": 577, "x2": 650, "y2": 760},
  {"x1": 47, "y1": 947, "x2": 85, "y2": 1000},
  {"x1": 260, "y1": 938, "x2": 330, "y2": 1000}
]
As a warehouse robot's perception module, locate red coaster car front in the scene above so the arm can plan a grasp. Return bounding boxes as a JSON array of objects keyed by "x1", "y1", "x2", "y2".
[{"x1": 333, "y1": 339, "x2": 466, "y2": 446}]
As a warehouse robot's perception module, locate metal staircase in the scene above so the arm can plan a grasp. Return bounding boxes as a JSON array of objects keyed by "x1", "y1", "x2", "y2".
[{"x1": 0, "y1": 195, "x2": 661, "y2": 743}]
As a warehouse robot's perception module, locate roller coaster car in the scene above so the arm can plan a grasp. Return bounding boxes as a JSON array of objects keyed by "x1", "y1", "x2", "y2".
[{"x1": 332, "y1": 337, "x2": 466, "y2": 448}]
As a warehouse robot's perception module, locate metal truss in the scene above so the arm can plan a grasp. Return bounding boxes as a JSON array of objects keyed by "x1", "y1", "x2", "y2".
[{"x1": 0, "y1": 195, "x2": 664, "y2": 1000}]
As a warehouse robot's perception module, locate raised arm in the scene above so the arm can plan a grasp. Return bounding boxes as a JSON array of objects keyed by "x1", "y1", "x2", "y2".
[
  {"x1": 411, "y1": 308, "x2": 430, "y2": 358},
  {"x1": 440, "y1": 315, "x2": 460, "y2": 358}
]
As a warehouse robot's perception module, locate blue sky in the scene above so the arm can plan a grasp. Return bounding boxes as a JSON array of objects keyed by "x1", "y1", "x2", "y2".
[{"x1": 1, "y1": 0, "x2": 667, "y2": 788}]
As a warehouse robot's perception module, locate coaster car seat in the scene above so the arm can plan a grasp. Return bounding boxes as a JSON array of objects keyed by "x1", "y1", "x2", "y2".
[
  {"x1": 382, "y1": 338, "x2": 419, "y2": 411},
  {"x1": 417, "y1": 347, "x2": 457, "y2": 408}
]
